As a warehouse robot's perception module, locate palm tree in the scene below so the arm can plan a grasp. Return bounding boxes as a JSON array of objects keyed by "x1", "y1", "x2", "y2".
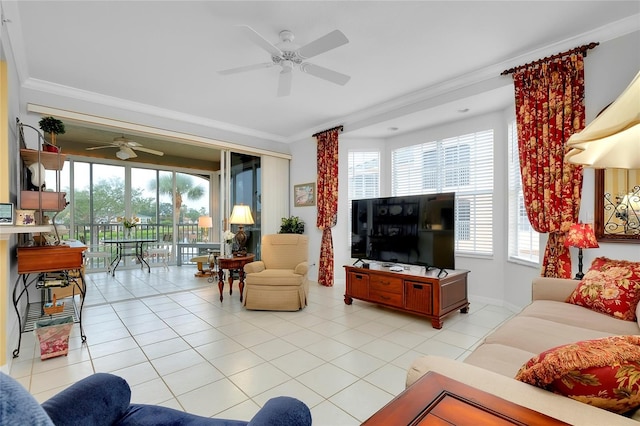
[{"x1": 148, "y1": 173, "x2": 205, "y2": 224}]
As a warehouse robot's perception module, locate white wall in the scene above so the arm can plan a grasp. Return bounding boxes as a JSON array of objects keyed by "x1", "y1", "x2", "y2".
[
  {"x1": 2, "y1": 17, "x2": 25, "y2": 369},
  {"x1": 289, "y1": 30, "x2": 640, "y2": 310}
]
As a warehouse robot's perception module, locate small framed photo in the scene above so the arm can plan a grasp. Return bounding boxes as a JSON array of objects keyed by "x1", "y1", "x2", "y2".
[
  {"x1": 294, "y1": 183, "x2": 316, "y2": 207},
  {"x1": 0, "y1": 203, "x2": 14, "y2": 225},
  {"x1": 16, "y1": 209, "x2": 36, "y2": 226}
]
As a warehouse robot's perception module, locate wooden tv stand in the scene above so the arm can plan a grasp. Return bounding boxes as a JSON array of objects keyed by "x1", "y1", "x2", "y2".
[{"x1": 344, "y1": 265, "x2": 469, "y2": 329}]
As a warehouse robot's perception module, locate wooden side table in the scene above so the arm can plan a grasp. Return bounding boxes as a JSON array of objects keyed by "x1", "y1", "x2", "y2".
[
  {"x1": 217, "y1": 254, "x2": 255, "y2": 302},
  {"x1": 363, "y1": 371, "x2": 568, "y2": 425}
]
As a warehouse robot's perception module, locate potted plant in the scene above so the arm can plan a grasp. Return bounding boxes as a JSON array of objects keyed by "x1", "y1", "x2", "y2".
[
  {"x1": 279, "y1": 216, "x2": 305, "y2": 234},
  {"x1": 38, "y1": 116, "x2": 66, "y2": 152}
]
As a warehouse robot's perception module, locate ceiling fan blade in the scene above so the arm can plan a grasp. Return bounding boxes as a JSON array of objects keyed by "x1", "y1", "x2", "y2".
[
  {"x1": 218, "y1": 62, "x2": 274, "y2": 75},
  {"x1": 300, "y1": 63, "x2": 350, "y2": 86},
  {"x1": 132, "y1": 146, "x2": 164, "y2": 156},
  {"x1": 238, "y1": 25, "x2": 283, "y2": 57},
  {"x1": 296, "y1": 30, "x2": 349, "y2": 59},
  {"x1": 122, "y1": 146, "x2": 137, "y2": 158},
  {"x1": 277, "y1": 68, "x2": 292, "y2": 97},
  {"x1": 86, "y1": 145, "x2": 116, "y2": 151}
]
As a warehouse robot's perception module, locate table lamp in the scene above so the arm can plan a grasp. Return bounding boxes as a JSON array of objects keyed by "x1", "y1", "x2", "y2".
[
  {"x1": 198, "y1": 216, "x2": 213, "y2": 242},
  {"x1": 564, "y1": 223, "x2": 599, "y2": 280},
  {"x1": 229, "y1": 205, "x2": 254, "y2": 255}
]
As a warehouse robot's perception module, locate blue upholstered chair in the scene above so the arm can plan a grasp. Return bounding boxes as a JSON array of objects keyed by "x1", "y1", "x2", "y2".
[{"x1": 0, "y1": 372, "x2": 312, "y2": 425}]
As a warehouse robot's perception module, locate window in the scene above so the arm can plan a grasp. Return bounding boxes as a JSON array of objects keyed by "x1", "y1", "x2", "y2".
[
  {"x1": 392, "y1": 130, "x2": 494, "y2": 256},
  {"x1": 508, "y1": 121, "x2": 539, "y2": 263},
  {"x1": 348, "y1": 151, "x2": 380, "y2": 201},
  {"x1": 348, "y1": 151, "x2": 380, "y2": 243}
]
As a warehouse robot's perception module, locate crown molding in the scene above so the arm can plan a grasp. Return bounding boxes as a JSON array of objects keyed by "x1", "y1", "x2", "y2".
[{"x1": 23, "y1": 78, "x2": 289, "y2": 144}]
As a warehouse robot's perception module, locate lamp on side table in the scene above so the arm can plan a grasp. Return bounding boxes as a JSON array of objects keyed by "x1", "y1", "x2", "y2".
[
  {"x1": 229, "y1": 205, "x2": 254, "y2": 256},
  {"x1": 198, "y1": 216, "x2": 213, "y2": 242},
  {"x1": 564, "y1": 223, "x2": 599, "y2": 280}
]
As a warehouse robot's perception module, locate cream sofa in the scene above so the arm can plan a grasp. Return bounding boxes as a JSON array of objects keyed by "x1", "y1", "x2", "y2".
[{"x1": 407, "y1": 277, "x2": 640, "y2": 425}]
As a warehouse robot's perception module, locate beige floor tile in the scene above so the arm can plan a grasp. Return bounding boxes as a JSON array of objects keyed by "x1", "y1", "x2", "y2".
[{"x1": 11, "y1": 269, "x2": 499, "y2": 425}]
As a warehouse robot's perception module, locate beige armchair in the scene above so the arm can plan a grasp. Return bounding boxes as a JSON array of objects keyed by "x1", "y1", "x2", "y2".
[{"x1": 243, "y1": 234, "x2": 309, "y2": 311}]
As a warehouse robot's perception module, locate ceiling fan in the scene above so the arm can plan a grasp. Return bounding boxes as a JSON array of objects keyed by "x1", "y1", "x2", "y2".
[
  {"x1": 85, "y1": 136, "x2": 164, "y2": 160},
  {"x1": 218, "y1": 26, "x2": 350, "y2": 97}
]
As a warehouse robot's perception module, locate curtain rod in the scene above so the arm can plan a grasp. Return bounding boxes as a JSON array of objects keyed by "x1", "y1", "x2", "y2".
[
  {"x1": 500, "y1": 42, "x2": 599, "y2": 75},
  {"x1": 312, "y1": 125, "x2": 344, "y2": 138}
]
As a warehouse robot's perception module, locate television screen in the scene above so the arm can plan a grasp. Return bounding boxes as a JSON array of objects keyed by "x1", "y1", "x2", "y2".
[{"x1": 351, "y1": 192, "x2": 455, "y2": 270}]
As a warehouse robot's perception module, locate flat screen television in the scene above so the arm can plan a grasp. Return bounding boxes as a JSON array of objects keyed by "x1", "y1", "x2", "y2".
[{"x1": 351, "y1": 192, "x2": 455, "y2": 270}]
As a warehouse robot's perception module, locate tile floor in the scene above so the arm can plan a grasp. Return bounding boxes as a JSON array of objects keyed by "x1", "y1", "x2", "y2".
[{"x1": 9, "y1": 266, "x2": 516, "y2": 425}]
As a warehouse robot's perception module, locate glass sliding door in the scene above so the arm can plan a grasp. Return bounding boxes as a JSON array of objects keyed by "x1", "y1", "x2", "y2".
[
  {"x1": 230, "y1": 153, "x2": 261, "y2": 257},
  {"x1": 131, "y1": 167, "x2": 158, "y2": 239},
  {"x1": 64, "y1": 158, "x2": 216, "y2": 271},
  {"x1": 157, "y1": 170, "x2": 174, "y2": 243},
  {"x1": 92, "y1": 164, "x2": 126, "y2": 240}
]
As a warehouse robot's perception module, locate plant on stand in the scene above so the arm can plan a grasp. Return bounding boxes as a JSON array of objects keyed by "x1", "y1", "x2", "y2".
[
  {"x1": 223, "y1": 230, "x2": 235, "y2": 255},
  {"x1": 38, "y1": 116, "x2": 66, "y2": 153},
  {"x1": 118, "y1": 215, "x2": 139, "y2": 239}
]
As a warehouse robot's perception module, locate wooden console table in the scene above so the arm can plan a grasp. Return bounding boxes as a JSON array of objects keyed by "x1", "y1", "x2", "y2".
[
  {"x1": 363, "y1": 371, "x2": 568, "y2": 425},
  {"x1": 344, "y1": 265, "x2": 469, "y2": 329},
  {"x1": 13, "y1": 241, "x2": 88, "y2": 357},
  {"x1": 217, "y1": 254, "x2": 255, "y2": 302}
]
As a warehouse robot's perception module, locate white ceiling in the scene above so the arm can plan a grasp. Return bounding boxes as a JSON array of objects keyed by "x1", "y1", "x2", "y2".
[{"x1": 3, "y1": 1, "x2": 639, "y2": 150}]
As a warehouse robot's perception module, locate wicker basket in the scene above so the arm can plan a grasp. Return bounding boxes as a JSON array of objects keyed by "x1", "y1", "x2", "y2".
[{"x1": 43, "y1": 295, "x2": 64, "y2": 315}]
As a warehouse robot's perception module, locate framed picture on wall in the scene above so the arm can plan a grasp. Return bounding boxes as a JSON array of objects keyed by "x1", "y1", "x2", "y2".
[
  {"x1": 294, "y1": 183, "x2": 316, "y2": 207},
  {"x1": 0, "y1": 203, "x2": 14, "y2": 225}
]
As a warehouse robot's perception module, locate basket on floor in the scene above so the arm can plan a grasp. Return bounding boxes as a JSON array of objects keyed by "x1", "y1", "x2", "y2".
[{"x1": 34, "y1": 315, "x2": 74, "y2": 360}]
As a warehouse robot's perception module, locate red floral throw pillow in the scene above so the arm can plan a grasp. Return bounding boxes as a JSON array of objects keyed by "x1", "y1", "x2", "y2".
[
  {"x1": 515, "y1": 336, "x2": 640, "y2": 413},
  {"x1": 566, "y1": 257, "x2": 640, "y2": 321}
]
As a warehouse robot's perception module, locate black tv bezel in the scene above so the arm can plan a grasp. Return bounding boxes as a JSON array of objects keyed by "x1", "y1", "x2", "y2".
[{"x1": 350, "y1": 192, "x2": 455, "y2": 271}]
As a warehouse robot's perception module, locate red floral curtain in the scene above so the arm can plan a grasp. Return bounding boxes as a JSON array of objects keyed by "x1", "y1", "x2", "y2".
[
  {"x1": 512, "y1": 55, "x2": 585, "y2": 278},
  {"x1": 316, "y1": 128, "x2": 340, "y2": 287}
]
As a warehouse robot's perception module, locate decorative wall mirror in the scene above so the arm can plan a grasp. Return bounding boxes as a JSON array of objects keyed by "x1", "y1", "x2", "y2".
[{"x1": 594, "y1": 168, "x2": 640, "y2": 243}]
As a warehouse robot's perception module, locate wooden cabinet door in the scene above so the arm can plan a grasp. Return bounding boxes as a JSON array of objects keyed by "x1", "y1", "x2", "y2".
[
  {"x1": 347, "y1": 271, "x2": 369, "y2": 299},
  {"x1": 404, "y1": 280, "x2": 433, "y2": 314}
]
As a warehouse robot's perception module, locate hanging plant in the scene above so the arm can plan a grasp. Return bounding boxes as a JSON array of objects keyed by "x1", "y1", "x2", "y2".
[
  {"x1": 279, "y1": 216, "x2": 305, "y2": 234},
  {"x1": 38, "y1": 116, "x2": 66, "y2": 146}
]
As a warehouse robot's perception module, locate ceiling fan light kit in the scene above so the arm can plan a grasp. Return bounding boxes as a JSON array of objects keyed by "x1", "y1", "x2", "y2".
[
  {"x1": 218, "y1": 26, "x2": 350, "y2": 97},
  {"x1": 115, "y1": 149, "x2": 131, "y2": 160}
]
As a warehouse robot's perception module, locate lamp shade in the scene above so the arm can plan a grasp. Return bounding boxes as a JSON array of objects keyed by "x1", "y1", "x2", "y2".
[
  {"x1": 116, "y1": 149, "x2": 131, "y2": 160},
  {"x1": 198, "y1": 216, "x2": 213, "y2": 228},
  {"x1": 229, "y1": 205, "x2": 254, "y2": 225},
  {"x1": 564, "y1": 223, "x2": 599, "y2": 249},
  {"x1": 565, "y1": 70, "x2": 640, "y2": 169}
]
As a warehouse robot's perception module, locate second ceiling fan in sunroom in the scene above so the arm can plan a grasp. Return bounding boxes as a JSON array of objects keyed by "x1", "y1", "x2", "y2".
[
  {"x1": 86, "y1": 136, "x2": 164, "y2": 160},
  {"x1": 218, "y1": 26, "x2": 350, "y2": 97}
]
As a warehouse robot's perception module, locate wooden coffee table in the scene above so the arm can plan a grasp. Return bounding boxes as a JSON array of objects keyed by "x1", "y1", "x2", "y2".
[{"x1": 363, "y1": 371, "x2": 568, "y2": 425}]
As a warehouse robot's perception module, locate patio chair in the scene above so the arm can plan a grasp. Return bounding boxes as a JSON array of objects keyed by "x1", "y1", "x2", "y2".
[{"x1": 79, "y1": 236, "x2": 112, "y2": 273}]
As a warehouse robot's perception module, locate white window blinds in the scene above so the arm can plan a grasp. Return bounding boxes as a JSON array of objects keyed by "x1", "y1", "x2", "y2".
[
  {"x1": 507, "y1": 122, "x2": 539, "y2": 263},
  {"x1": 392, "y1": 130, "x2": 494, "y2": 256},
  {"x1": 348, "y1": 151, "x2": 380, "y2": 201}
]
